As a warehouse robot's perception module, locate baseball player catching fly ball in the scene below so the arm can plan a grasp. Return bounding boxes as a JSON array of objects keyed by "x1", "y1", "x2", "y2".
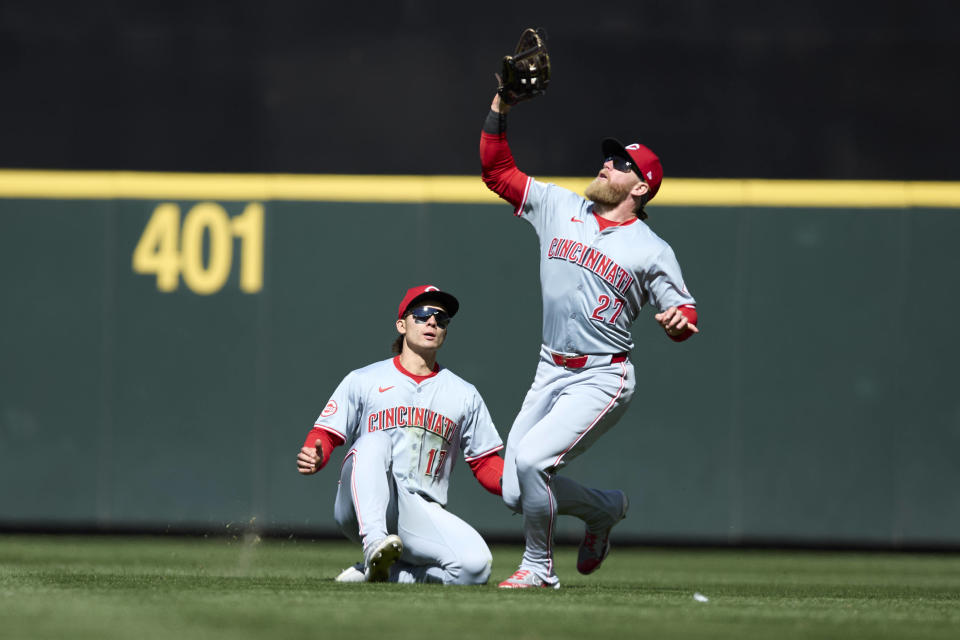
[
  {"x1": 296, "y1": 285, "x2": 505, "y2": 584},
  {"x1": 481, "y1": 29, "x2": 699, "y2": 589}
]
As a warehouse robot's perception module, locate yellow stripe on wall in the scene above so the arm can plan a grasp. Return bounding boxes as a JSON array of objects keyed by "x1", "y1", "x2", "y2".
[{"x1": 1, "y1": 170, "x2": 959, "y2": 208}]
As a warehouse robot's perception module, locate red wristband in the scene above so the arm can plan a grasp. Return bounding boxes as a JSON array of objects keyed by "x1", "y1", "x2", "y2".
[
  {"x1": 667, "y1": 305, "x2": 698, "y2": 342},
  {"x1": 302, "y1": 427, "x2": 343, "y2": 470}
]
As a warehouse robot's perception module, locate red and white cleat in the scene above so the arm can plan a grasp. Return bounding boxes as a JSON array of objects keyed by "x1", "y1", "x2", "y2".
[
  {"x1": 577, "y1": 490, "x2": 629, "y2": 575},
  {"x1": 497, "y1": 568, "x2": 560, "y2": 589}
]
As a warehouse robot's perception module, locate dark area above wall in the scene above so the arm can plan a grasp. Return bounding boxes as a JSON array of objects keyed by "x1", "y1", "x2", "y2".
[{"x1": 1, "y1": 0, "x2": 957, "y2": 180}]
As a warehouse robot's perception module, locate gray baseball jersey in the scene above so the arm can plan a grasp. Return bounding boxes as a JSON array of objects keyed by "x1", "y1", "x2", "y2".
[
  {"x1": 497, "y1": 177, "x2": 696, "y2": 586},
  {"x1": 518, "y1": 179, "x2": 695, "y2": 355},
  {"x1": 315, "y1": 356, "x2": 503, "y2": 507}
]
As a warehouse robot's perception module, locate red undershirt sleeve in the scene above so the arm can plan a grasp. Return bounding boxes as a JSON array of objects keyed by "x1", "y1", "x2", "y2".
[
  {"x1": 302, "y1": 427, "x2": 345, "y2": 470},
  {"x1": 667, "y1": 305, "x2": 698, "y2": 342},
  {"x1": 467, "y1": 452, "x2": 504, "y2": 496},
  {"x1": 480, "y1": 126, "x2": 529, "y2": 209}
]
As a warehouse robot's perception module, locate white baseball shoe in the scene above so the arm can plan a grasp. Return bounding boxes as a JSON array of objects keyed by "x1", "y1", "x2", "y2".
[
  {"x1": 577, "y1": 490, "x2": 629, "y2": 575},
  {"x1": 364, "y1": 534, "x2": 404, "y2": 583},
  {"x1": 497, "y1": 568, "x2": 560, "y2": 590},
  {"x1": 334, "y1": 562, "x2": 367, "y2": 583}
]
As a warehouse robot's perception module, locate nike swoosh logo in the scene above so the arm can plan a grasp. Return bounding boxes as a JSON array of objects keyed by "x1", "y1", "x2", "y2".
[
  {"x1": 570, "y1": 217, "x2": 583, "y2": 223},
  {"x1": 378, "y1": 386, "x2": 395, "y2": 393}
]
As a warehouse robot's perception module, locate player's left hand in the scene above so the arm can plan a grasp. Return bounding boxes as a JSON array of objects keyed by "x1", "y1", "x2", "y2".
[{"x1": 655, "y1": 306, "x2": 699, "y2": 336}]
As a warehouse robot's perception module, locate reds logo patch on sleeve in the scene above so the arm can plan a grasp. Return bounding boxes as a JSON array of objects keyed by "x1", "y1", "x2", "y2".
[{"x1": 321, "y1": 400, "x2": 338, "y2": 417}]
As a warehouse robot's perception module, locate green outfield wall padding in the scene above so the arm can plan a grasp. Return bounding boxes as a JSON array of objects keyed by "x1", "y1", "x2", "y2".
[{"x1": 2, "y1": 195, "x2": 959, "y2": 546}]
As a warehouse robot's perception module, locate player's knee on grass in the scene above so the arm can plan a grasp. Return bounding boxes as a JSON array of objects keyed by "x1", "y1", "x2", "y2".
[{"x1": 448, "y1": 548, "x2": 493, "y2": 585}]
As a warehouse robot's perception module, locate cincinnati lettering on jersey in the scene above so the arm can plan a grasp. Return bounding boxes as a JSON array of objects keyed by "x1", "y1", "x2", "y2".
[
  {"x1": 547, "y1": 237, "x2": 635, "y2": 295},
  {"x1": 367, "y1": 406, "x2": 457, "y2": 443}
]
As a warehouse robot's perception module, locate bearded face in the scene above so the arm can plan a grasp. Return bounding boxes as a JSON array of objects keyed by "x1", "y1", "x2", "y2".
[{"x1": 584, "y1": 176, "x2": 634, "y2": 207}]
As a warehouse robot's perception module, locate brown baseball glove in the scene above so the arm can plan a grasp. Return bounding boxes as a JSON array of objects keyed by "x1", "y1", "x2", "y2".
[{"x1": 496, "y1": 28, "x2": 551, "y2": 105}]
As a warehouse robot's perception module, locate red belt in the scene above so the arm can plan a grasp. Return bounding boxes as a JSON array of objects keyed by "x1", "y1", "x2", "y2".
[{"x1": 550, "y1": 352, "x2": 628, "y2": 369}]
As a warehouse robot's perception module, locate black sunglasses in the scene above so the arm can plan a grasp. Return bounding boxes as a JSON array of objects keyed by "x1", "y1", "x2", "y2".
[
  {"x1": 407, "y1": 306, "x2": 451, "y2": 328},
  {"x1": 603, "y1": 156, "x2": 643, "y2": 179}
]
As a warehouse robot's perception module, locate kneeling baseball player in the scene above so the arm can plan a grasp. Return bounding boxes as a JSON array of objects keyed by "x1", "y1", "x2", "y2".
[{"x1": 296, "y1": 285, "x2": 505, "y2": 584}]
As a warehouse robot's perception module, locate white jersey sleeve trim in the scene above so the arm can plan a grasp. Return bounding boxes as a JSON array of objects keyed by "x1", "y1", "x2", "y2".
[
  {"x1": 514, "y1": 176, "x2": 533, "y2": 217},
  {"x1": 463, "y1": 443, "x2": 504, "y2": 462},
  {"x1": 313, "y1": 422, "x2": 347, "y2": 442}
]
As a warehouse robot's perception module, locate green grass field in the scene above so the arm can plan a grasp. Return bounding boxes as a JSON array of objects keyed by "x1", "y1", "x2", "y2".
[{"x1": 2, "y1": 534, "x2": 958, "y2": 640}]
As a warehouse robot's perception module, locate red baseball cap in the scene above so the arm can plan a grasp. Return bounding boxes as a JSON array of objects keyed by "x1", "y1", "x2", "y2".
[
  {"x1": 601, "y1": 138, "x2": 663, "y2": 201},
  {"x1": 397, "y1": 285, "x2": 460, "y2": 319}
]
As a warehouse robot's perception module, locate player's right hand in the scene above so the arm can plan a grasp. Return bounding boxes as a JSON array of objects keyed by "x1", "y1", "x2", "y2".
[
  {"x1": 296, "y1": 442, "x2": 324, "y2": 475},
  {"x1": 655, "y1": 306, "x2": 699, "y2": 336}
]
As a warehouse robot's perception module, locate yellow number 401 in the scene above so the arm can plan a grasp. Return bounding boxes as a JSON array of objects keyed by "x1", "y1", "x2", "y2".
[{"x1": 132, "y1": 202, "x2": 264, "y2": 295}]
